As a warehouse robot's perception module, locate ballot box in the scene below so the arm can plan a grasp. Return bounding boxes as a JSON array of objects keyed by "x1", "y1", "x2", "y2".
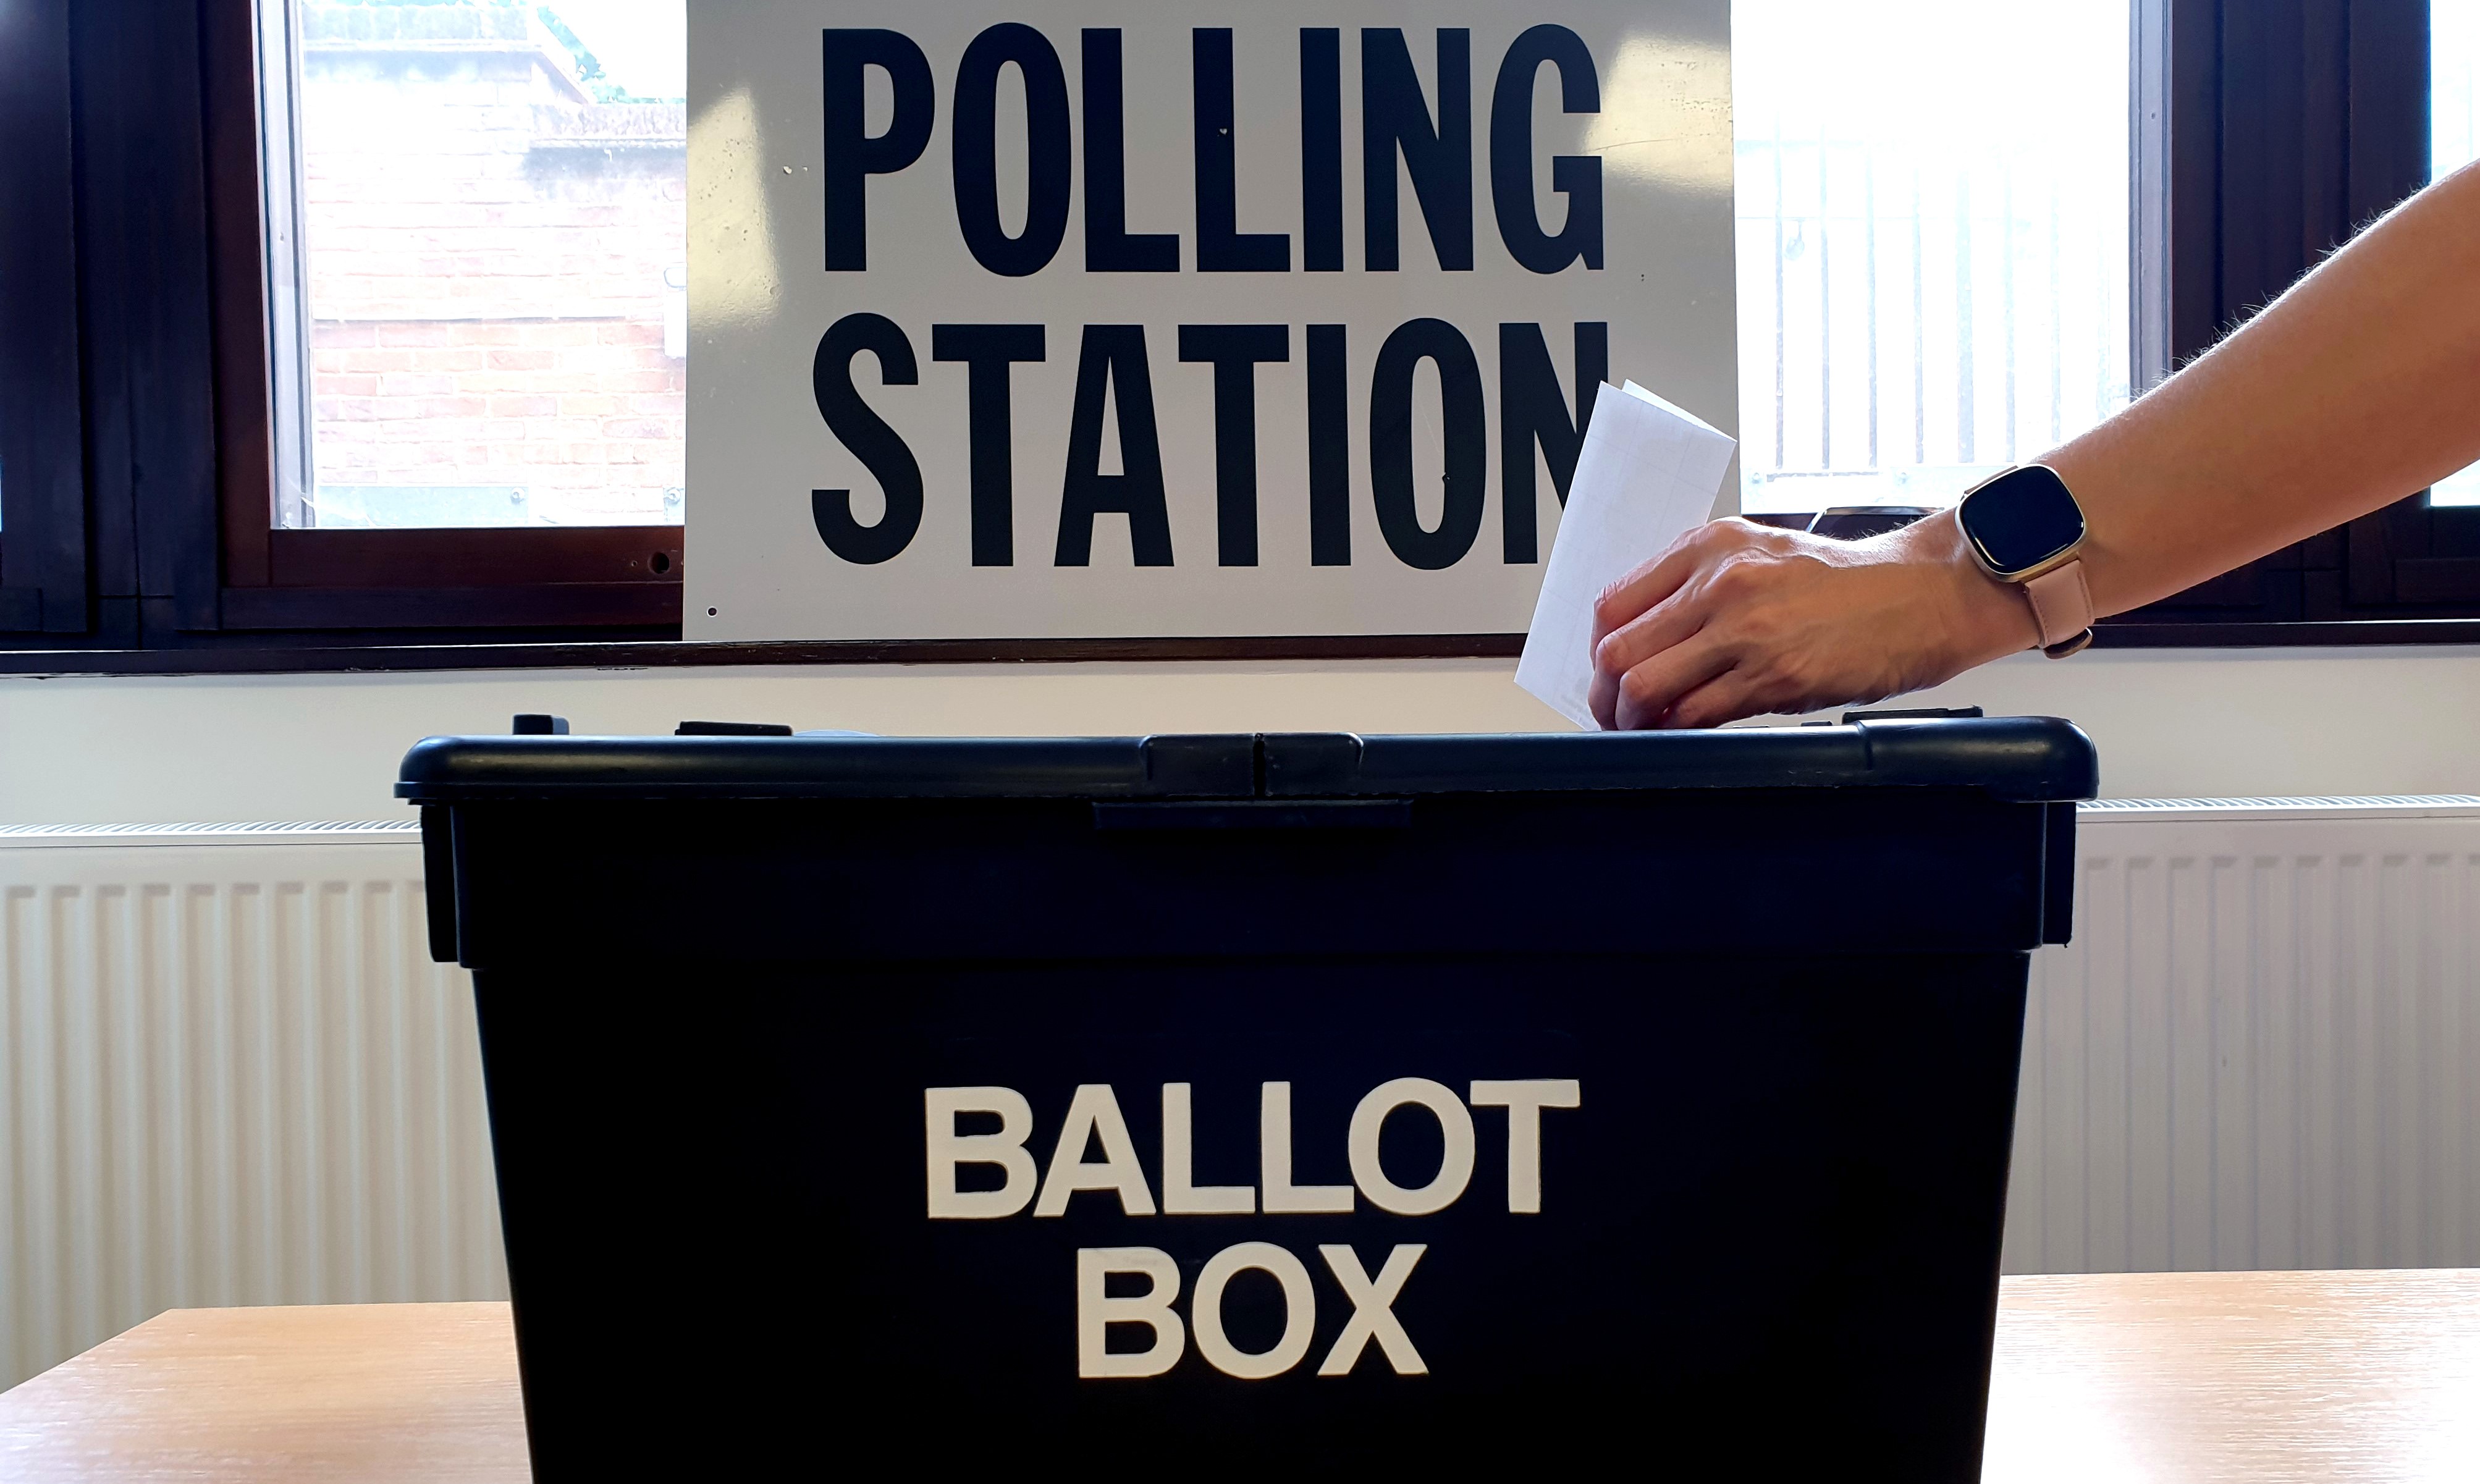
[{"x1": 402, "y1": 716, "x2": 2095, "y2": 1480}]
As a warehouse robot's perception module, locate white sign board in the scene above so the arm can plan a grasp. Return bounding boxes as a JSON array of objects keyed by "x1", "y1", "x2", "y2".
[{"x1": 686, "y1": 2, "x2": 1734, "y2": 642}]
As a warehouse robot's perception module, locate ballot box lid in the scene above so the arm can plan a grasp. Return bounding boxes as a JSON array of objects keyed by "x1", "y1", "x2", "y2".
[{"x1": 397, "y1": 714, "x2": 2096, "y2": 805}]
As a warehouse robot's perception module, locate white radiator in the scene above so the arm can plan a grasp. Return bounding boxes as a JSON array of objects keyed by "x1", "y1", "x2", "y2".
[
  {"x1": 6, "y1": 804, "x2": 2476, "y2": 1390},
  {"x1": 0, "y1": 824, "x2": 504, "y2": 1391},
  {"x1": 2004, "y1": 798, "x2": 2480, "y2": 1275}
]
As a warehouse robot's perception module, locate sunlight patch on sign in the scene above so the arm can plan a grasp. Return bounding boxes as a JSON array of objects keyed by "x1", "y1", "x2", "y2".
[
  {"x1": 689, "y1": 88, "x2": 783, "y2": 335},
  {"x1": 1582, "y1": 37, "x2": 1732, "y2": 197}
]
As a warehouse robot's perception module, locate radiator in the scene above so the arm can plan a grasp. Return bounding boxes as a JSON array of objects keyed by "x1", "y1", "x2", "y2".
[
  {"x1": 0, "y1": 824, "x2": 504, "y2": 1392},
  {"x1": 6, "y1": 806, "x2": 2477, "y2": 1390},
  {"x1": 2004, "y1": 798, "x2": 2480, "y2": 1275}
]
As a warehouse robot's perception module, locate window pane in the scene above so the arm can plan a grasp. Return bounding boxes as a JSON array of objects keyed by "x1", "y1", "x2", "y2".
[
  {"x1": 294, "y1": 1, "x2": 686, "y2": 529},
  {"x1": 1732, "y1": 2, "x2": 2135, "y2": 515},
  {"x1": 2431, "y1": 1, "x2": 2480, "y2": 506}
]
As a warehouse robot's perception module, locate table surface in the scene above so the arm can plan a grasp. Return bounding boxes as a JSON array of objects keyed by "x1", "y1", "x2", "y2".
[{"x1": 2, "y1": 1270, "x2": 2474, "y2": 1482}]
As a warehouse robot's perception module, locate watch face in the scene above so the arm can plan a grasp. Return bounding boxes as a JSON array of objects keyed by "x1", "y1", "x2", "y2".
[{"x1": 1958, "y1": 465, "x2": 2085, "y2": 576}]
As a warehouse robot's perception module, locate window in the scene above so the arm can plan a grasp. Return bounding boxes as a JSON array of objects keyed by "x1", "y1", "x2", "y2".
[
  {"x1": 2099, "y1": 0, "x2": 2442, "y2": 633},
  {"x1": 1732, "y1": 1, "x2": 2150, "y2": 516},
  {"x1": 269, "y1": 0, "x2": 689, "y2": 536},
  {"x1": 2431, "y1": 0, "x2": 2479, "y2": 506},
  {"x1": 192, "y1": 0, "x2": 688, "y2": 635},
  {"x1": 2, "y1": 0, "x2": 2473, "y2": 667},
  {"x1": 282, "y1": 1, "x2": 688, "y2": 531}
]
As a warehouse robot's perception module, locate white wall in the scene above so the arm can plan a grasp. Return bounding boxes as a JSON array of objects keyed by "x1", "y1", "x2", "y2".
[{"x1": 4, "y1": 645, "x2": 2479, "y2": 823}]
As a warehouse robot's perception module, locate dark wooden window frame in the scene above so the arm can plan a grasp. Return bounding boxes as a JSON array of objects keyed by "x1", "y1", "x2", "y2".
[
  {"x1": 2101, "y1": 0, "x2": 2480, "y2": 644},
  {"x1": 0, "y1": 0, "x2": 86, "y2": 636},
  {"x1": 200, "y1": 0, "x2": 683, "y2": 643},
  {"x1": 4, "y1": 0, "x2": 2476, "y2": 674}
]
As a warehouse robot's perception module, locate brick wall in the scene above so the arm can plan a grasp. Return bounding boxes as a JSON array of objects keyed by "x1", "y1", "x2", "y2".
[{"x1": 300, "y1": 6, "x2": 685, "y2": 528}]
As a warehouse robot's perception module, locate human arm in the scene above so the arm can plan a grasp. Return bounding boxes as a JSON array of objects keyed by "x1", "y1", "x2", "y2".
[{"x1": 1588, "y1": 161, "x2": 2480, "y2": 731}]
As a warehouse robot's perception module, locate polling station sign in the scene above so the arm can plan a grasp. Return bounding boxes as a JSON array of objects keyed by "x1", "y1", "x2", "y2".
[{"x1": 685, "y1": 2, "x2": 1735, "y2": 642}]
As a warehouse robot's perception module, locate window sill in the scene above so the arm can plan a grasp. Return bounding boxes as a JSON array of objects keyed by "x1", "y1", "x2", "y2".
[
  {"x1": 0, "y1": 634, "x2": 1529, "y2": 676},
  {"x1": 10, "y1": 618, "x2": 2480, "y2": 677}
]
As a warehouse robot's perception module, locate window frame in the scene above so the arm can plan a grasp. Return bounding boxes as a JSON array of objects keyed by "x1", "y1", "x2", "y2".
[
  {"x1": 2, "y1": 0, "x2": 2475, "y2": 673},
  {"x1": 202, "y1": 0, "x2": 683, "y2": 641},
  {"x1": 0, "y1": 0, "x2": 88, "y2": 636},
  {"x1": 2101, "y1": 0, "x2": 2473, "y2": 641}
]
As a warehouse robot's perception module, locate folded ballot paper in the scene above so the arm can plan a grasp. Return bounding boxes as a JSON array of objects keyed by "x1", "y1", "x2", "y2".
[{"x1": 1514, "y1": 382, "x2": 1738, "y2": 730}]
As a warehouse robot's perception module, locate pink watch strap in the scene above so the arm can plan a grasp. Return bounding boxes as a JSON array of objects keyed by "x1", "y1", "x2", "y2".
[{"x1": 2022, "y1": 560, "x2": 2094, "y2": 653}]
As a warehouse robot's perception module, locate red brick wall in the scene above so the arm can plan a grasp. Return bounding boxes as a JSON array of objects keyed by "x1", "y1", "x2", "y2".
[{"x1": 299, "y1": 20, "x2": 685, "y2": 527}]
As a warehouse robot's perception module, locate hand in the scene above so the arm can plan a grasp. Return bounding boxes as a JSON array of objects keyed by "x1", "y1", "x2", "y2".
[{"x1": 1587, "y1": 512, "x2": 2039, "y2": 730}]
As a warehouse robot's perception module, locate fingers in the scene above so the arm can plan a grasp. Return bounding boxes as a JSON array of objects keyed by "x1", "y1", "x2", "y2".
[
  {"x1": 1590, "y1": 539, "x2": 1708, "y2": 730},
  {"x1": 1589, "y1": 662, "x2": 1621, "y2": 730},
  {"x1": 1590, "y1": 532, "x2": 1708, "y2": 647},
  {"x1": 1660, "y1": 670, "x2": 1771, "y2": 730},
  {"x1": 1588, "y1": 522, "x2": 1783, "y2": 694},
  {"x1": 1592, "y1": 579, "x2": 1709, "y2": 689},
  {"x1": 1609, "y1": 633, "x2": 1736, "y2": 731},
  {"x1": 1583, "y1": 517, "x2": 1912, "y2": 731}
]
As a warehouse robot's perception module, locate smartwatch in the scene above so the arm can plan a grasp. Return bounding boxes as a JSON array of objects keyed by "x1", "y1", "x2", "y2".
[{"x1": 1955, "y1": 464, "x2": 2094, "y2": 658}]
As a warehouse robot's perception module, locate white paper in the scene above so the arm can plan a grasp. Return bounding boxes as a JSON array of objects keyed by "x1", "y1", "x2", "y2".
[{"x1": 1514, "y1": 381, "x2": 1738, "y2": 729}]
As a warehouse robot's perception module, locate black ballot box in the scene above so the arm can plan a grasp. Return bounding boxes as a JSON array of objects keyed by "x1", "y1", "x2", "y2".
[{"x1": 401, "y1": 717, "x2": 2096, "y2": 1480}]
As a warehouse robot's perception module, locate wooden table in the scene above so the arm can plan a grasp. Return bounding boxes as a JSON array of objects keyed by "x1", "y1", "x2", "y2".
[
  {"x1": 2, "y1": 1271, "x2": 2474, "y2": 1481},
  {"x1": 1986, "y1": 1270, "x2": 2480, "y2": 1482}
]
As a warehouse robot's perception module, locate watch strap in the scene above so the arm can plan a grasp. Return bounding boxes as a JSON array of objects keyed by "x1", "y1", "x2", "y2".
[{"x1": 2022, "y1": 560, "x2": 2094, "y2": 656}]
